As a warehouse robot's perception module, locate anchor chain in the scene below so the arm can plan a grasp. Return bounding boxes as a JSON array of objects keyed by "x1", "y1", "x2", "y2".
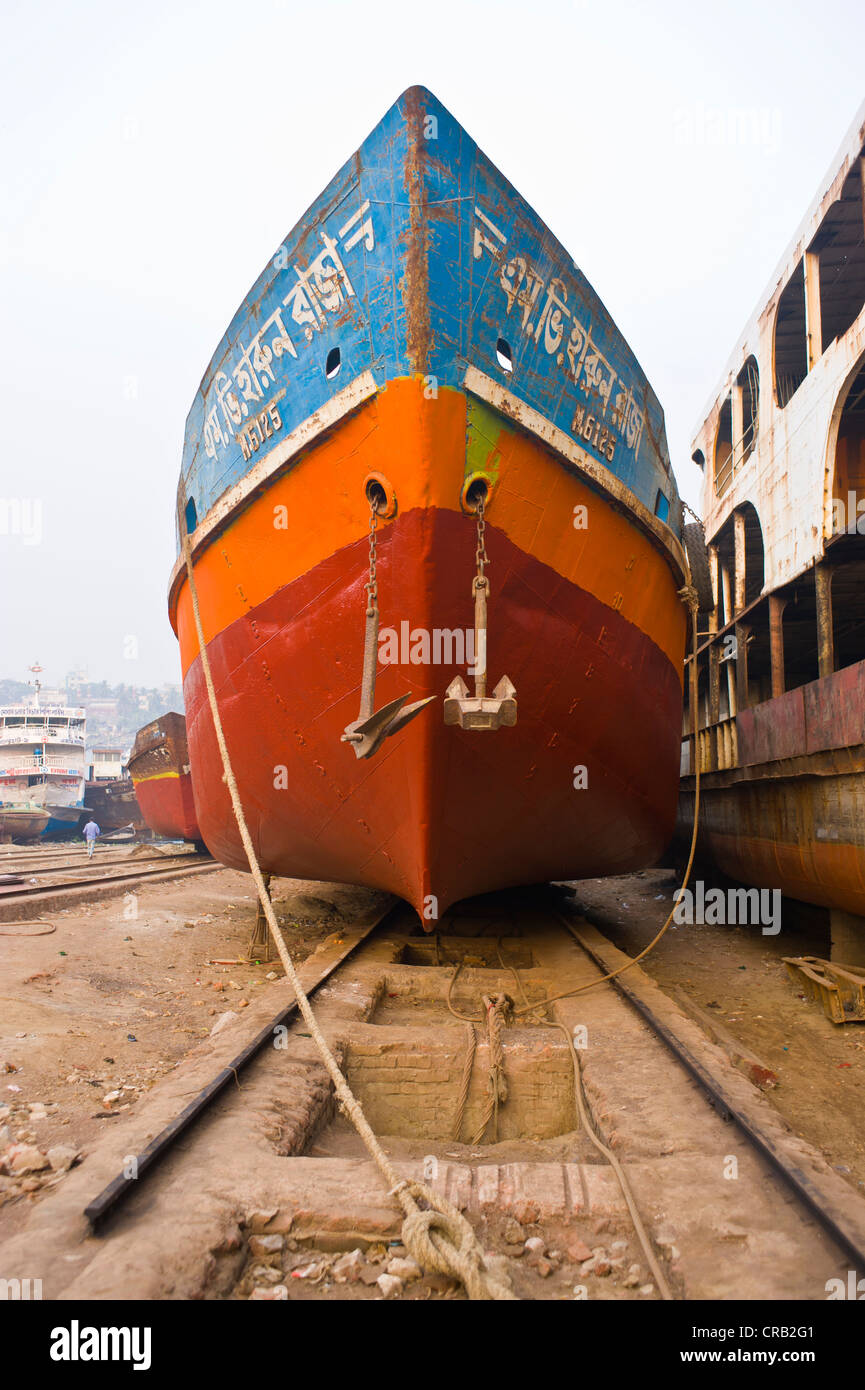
[
  {"x1": 341, "y1": 490, "x2": 436, "y2": 759},
  {"x1": 365, "y1": 493, "x2": 379, "y2": 620},
  {"x1": 443, "y1": 487, "x2": 517, "y2": 730}
]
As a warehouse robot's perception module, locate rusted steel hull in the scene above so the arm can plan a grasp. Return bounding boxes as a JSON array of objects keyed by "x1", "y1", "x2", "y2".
[
  {"x1": 84, "y1": 778, "x2": 145, "y2": 833},
  {"x1": 184, "y1": 481, "x2": 683, "y2": 911},
  {"x1": 127, "y1": 714, "x2": 201, "y2": 843},
  {"x1": 168, "y1": 87, "x2": 688, "y2": 921},
  {"x1": 680, "y1": 661, "x2": 865, "y2": 917},
  {"x1": 0, "y1": 807, "x2": 50, "y2": 842}
]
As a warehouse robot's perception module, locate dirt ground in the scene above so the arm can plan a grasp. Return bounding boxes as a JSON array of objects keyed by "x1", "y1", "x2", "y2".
[
  {"x1": 0, "y1": 864, "x2": 373, "y2": 1240},
  {"x1": 567, "y1": 867, "x2": 865, "y2": 1196},
  {"x1": 2, "y1": 853, "x2": 863, "y2": 1286}
]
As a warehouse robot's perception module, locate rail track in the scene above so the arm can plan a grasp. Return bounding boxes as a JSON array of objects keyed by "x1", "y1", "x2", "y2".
[
  {"x1": 0, "y1": 851, "x2": 199, "y2": 880},
  {"x1": 0, "y1": 852, "x2": 218, "y2": 919},
  {"x1": 3, "y1": 883, "x2": 864, "y2": 1302}
]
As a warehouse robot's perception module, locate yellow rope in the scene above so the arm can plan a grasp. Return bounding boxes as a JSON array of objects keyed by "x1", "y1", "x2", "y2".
[{"x1": 181, "y1": 534, "x2": 515, "y2": 1300}]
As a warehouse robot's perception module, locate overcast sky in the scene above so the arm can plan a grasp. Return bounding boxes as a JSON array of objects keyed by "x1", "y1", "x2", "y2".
[{"x1": 2, "y1": 0, "x2": 864, "y2": 689}]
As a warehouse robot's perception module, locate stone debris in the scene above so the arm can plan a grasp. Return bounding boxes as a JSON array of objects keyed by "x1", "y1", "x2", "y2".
[
  {"x1": 332, "y1": 1249, "x2": 365, "y2": 1283},
  {"x1": 249, "y1": 1264, "x2": 283, "y2": 1285},
  {"x1": 2, "y1": 1143, "x2": 51, "y2": 1175},
  {"x1": 504, "y1": 1218, "x2": 524, "y2": 1245},
  {"x1": 246, "y1": 1207, "x2": 278, "y2": 1231},
  {"x1": 46, "y1": 1145, "x2": 80, "y2": 1172},
  {"x1": 563, "y1": 1236, "x2": 593, "y2": 1264},
  {"x1": 248, "y1": 1233, "x2": 284, "y2": 1258},
  {"x1": 386, "y1": 1256, "x2": 421, "y2": 1282},
  {"x1": 249, "y1": 1285, "x2": 289, "y2": 1300},
  {"x1": 376, "y1": 1272, "x2": 403, "y2": 1298}
]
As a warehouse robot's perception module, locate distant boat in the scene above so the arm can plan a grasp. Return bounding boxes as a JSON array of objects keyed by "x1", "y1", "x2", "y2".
[
  {"x1": 127, "y1": 713, "x2": 201, "y2": 842},
  {"x1": 0, "y1": 674, "x2": 88, "y2": 838},
  {"x1": 84, "y1": 775, "x2": 144, "y2": 833},
  {"x1": 168, "y1": 87, "x2": 695, "y2": 921},
  {"x1": 0, "y1": 806, "x2": 50, "y2": 843}
]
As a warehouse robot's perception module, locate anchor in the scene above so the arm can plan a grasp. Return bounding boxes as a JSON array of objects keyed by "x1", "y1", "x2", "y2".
[
  {"x1": 342, "y1": 493, "x2": 435, "y2": 759},
  {"x1": 444, "y1": 489, "x2": 517, "y2": 731}
]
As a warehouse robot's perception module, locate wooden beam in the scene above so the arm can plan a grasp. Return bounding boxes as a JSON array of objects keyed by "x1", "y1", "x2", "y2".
[
  {"x1": 815, "y1": 563, "x2": 835, "y2": 678},
  {"x1": 804, "y1": 249, "x2": 823, "y2": 371},
  {"x1": 709, "y1": 642, "x2": 721, "y2": 725},
  {"x1": 720, "y1": 564, "x2": 737, "y2": 716},
  {"x1": 721, "y1": 562, "x2": 733, "y2": 627},
  {"x1": 731, "y1": 383, "x2": 744, "y2": 475},
  {"x1": 708, "y1": 545, "x2": 720, "y2": 634},
  {"x1": 735, "y1": 622, "x2": 750, "y2": 711},
  {"x1": 734, "y1": 510, "x2": 747, "y2": 616},
  {"x1": 769, "y1": 594, "x2": 787, "y2": 699}
]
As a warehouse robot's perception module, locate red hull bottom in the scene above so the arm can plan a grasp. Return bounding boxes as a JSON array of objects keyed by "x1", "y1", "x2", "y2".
[
  {"x1": 133, "y1": 774, "x2": 201, "y2": 843},
  {"x1": 184, "y1": 509, "x2": 682, "y2": 920}
]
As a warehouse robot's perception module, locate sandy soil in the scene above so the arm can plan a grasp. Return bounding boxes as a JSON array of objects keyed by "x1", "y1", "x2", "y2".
[
  {"x1": 567, "y1": 867, "x2": 865, "y2": 1196},
  {"x1": 0, "y1": 864, "x2": 372, "y2": 1239}
]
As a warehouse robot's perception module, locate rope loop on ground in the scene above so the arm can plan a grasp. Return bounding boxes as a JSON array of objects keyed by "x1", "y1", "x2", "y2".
[{"x1": 399, "y1": 1182, "x2": 515, "y2": 1301}]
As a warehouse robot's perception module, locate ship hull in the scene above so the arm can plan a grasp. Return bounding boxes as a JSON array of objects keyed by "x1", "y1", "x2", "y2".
[
  {"x1": 42, "y1": 804, "x2": 86, "y2": 837},
  {"x1": 132, "y1": 772, "x2": 200, "y2": 843},
  {"x1": 84, "y1": 778, "x2": 145, "y2": 832},
  {"x1": 0, "y1": 807, "x2": 50, "y2": 842},
  {"x1": 176, "y1": 382, "x2": 686, "y2": 918},
  {"x1": 127, "y1": 714, "x2": 202, "y2": 843},
  {"x1": 168, "y1": 87, "x2": 689, "y2": 922},
  {"x1": 678, "y1": 660, "x2": 865, "y2": 917}
]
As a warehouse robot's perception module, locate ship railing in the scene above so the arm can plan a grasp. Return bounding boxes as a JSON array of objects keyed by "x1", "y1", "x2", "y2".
[
  {"x1": 714, "y1": 412, "x2": 759, "y2": 499},
  {"x1": 683, "y1": 717, "x2": 739, "y2": 776},
  {"x1": 695, "y1": 716, "x2": 738, "y2": 774}
]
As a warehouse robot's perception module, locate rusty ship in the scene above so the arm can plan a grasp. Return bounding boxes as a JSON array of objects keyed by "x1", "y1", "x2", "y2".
[
  {"x1": 680, "y1": 97, "x2": 865, "y2": 961},
  {"x1": 127, "y1": 713, "x2": 201, "y2": 843},
  {"x1": 168, "y1": 86, "x2": 695, "y2": 922}
]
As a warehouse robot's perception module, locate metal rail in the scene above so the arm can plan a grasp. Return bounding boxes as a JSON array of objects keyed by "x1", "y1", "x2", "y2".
[
  {"x1": 560, "y1": 913, "x2": 865, "y2": 1275},
  {"x1": 0, "y1": 857, "x2": 213, "y2": 900},
  {"x1": 84, "y1": 898, "x2": 398, "y2": 1230},
  {"x1": 0, "y1": 851, "x2": 206, "y2": 881}
]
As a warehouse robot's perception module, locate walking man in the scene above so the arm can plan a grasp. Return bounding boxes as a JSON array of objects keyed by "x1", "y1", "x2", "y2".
[{"x1": 83, "y1": 818, "x2": 101, "y2": 858}]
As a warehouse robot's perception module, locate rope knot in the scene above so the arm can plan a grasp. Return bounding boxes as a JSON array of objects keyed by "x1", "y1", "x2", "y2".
[
  {"x1": 398, "y1": 1182, "x2": 516, "y2": 1301},
  {"x1": 677, "y1": 582, "x2": 699, "y2": 616}
]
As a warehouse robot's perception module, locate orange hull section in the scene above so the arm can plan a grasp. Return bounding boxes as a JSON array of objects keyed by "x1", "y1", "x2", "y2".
[{"x1": 173, "y1": 384, "x2": 686, "y2": 920}]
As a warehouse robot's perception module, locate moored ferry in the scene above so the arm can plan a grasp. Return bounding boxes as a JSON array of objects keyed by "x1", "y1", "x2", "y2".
[
  {"x1": 0, "y1": 681, "x2": 87, "y2": 839},
  {"x1": 680, "y1": 98, "x2": 865, "y2": 961},
  {"x1": 168, "y1": 86, "x2": 694, "y2": 922}
]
